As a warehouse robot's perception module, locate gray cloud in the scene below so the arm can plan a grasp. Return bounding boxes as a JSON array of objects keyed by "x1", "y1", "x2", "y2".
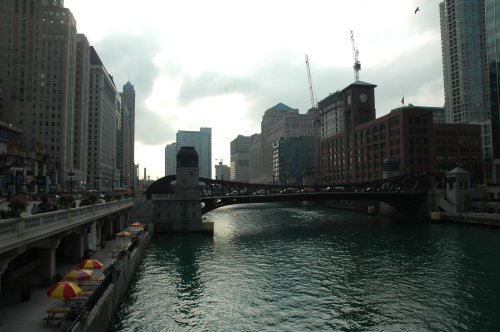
[
  {"x1": 90, "y1": 19, "x2": 443, "y2": 149},
  {"x1": 92, "y1": 32, "x2": 176, "y2": 145}
]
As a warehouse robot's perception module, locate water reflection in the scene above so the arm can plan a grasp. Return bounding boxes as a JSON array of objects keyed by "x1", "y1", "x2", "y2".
[{"x1": 111, "y1": 205, "x2": 500, "y2": 331}]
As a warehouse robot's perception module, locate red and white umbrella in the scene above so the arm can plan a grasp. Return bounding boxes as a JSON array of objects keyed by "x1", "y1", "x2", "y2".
[
  {"x1": 47, "y1": 281, "x2": 82, "y2": 300},
  {"x1": 63, "y1": 269, "x2": 93, "y2": 282},
  {"x1": 130, "y1": 221, "x2": 144, "y2": 228},
  {"x1": 78, "y1": 259, "x2": 104, "y2": 270}
]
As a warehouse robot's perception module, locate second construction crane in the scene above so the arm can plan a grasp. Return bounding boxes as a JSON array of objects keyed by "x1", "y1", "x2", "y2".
[
  {"x1": 305, "y1": 54, "x2": 317, "y2": 109},
  {"x1": 350, "y1": 30, "x2": 361, "y2": 81}
]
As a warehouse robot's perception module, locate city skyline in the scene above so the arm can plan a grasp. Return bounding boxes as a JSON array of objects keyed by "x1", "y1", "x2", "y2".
[{"x1": 65, "y1": 0, "x2": 443, "y2": 179}]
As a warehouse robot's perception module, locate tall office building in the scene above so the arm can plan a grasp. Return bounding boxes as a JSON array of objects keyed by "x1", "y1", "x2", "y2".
[
  {"x1": 249, "y1": 103, "x2": 316, "y2": 184},
  {"x1": 165, "y1": 142, "x2": 177, "y2": 176},
  {"x1": 0, "y1": 0, "x2": 78, "y2": 190},
  {"x1": 230, "y1": 135, "x2": 250, "y2": 182},
  {"x1": 272, "y1": 136, "x2": 316, "y2": 185},
  {"x1": 174, "y1": 128, "x2": 212, "y2": 178},
  {"x1": 87, "y1": 47, "x2": 119, "y2": 191},
  {"x1": 215, "y1": 161, "x2": 230, "y2": 181},
  {"x1": 73, "y1": 34, "x2": 90, "y2": 190}
]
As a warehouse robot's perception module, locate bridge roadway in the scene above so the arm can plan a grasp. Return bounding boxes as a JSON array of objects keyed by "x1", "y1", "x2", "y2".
[
  {"x1": 0, "y1": 199, "x2": 135, "y2": 256},
  {"x1": 201, "y1": 191, "x2": 430, "y2": 214}
]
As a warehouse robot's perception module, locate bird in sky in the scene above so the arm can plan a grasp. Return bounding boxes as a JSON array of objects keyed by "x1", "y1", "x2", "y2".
[{"x1": 415, "y1": 7, "x2": 420, "y2": 14}]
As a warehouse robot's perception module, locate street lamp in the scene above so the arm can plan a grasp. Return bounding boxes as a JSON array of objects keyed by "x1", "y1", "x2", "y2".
[
  {"x1": 10, "y1": 166, "x2": 23, "y2": 197},
  {"x1": 101, "y1": 157, "x2": 115, "y2": 192},
  {"x1": 68, "y1": 169, "x2": 75, "y2": 194}
]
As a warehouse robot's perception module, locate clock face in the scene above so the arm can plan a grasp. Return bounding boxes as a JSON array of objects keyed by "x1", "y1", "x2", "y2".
[{"x1": 359, "y1": 93, "x2": 368, "y2": 103}]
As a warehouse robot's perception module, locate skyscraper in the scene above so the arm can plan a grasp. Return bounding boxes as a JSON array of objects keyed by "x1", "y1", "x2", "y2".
[
  {"x1": 0, "y1": 0, "x2": 78, "y2": 189},
  {"x1": 440, "y1": 0, "x2": 500, "y2": 180},
  {"x1": 485, "y1": 0, "x2": 500, "y2": 176},
  {"x1": 121, "y1": 81, "x2": 136, "y2": 188},
  {"x1": 440, "y1": 0, "x2": 489, "y2": 124}
]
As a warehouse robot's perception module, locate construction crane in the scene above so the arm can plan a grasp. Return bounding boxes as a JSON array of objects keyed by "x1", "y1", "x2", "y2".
[
  {"x1": 350, "y1": 30, "x2": 361, "y2": 81},
  {"x1": 305, "y1": 54, "x2": 317, "y2": 109}
]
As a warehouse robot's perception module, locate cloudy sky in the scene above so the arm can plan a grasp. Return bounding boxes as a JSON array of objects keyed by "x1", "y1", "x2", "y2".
[{"x1": 65, "y1": 0, "x2": 444, "y2": 180}]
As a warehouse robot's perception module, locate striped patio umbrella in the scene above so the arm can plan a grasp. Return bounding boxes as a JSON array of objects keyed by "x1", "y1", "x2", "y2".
[
  {"x1": 63, "y1": 269, "x2": 93, "y2": 282},
  {"x1": 116, "y1": 231, "x2": 132, "y2": 237},
  {"x1": 117, "y1": 230, "x2": 133, "y2": 248},
  {"x1": 78, "y1": 259, "x2": 104, "y2": 270},
  {"x1": 47, "y1": 281, "x2": 82, "y2": 300}
]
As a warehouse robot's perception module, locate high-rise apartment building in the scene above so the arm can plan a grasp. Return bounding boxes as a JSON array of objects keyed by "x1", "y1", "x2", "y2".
[
  {"x1": 87, "y1": 47, "x2": 119, "y2": 191},
  {"x1": 171, "y1": 128, "x2": 212, "y2": 178},
  {"x1": 0, "y1": 0, "x2": 78, "y2": 190},
  {"x1": 485, "y1": 0, "x2": 500, "y2": 176},
  {"x1": 440, "y1": 0, "x2": 489, "y2": 124},
  {"x1": 230, "y1": 135, "x2": 250, "y2": 182},
  {"x1": 440, "y1": 0, "x2": 499, "y2": 180}
]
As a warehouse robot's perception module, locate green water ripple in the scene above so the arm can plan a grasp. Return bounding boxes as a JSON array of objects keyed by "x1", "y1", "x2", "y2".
[{"x1": 110, "y1": 204, "x2": 500, "y2": 331}]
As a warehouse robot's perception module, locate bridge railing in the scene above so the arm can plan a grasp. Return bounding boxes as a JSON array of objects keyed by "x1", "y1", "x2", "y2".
[{"x1": 0, "y1": 199, "x2": 135, "y2": 254}]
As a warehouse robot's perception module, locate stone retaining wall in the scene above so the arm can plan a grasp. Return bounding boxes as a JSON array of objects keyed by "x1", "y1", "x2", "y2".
[
  {"x1": 440, "y1": 213, "x2": 500, "y2": 227},
  {"x1": 69, "y1": 224, "x2": 153, "y2": 332}
]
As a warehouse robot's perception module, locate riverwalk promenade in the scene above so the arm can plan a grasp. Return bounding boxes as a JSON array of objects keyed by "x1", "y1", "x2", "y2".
[{"x1": 0, "y1": 223, "x2": 150, "y2": 332}]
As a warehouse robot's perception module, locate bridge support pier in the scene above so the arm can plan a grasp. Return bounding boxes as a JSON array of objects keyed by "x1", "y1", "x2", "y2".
[
  {"x1": 39, "y1": 247, "x2": 56, "y2": 286},
  {"x1": 87, "y1": 222, "x2": 98, "y2": 253},
  {"x1": 69, "y1": 233, "x2": 84, "y2": 262},
  {"x1": 101, "y1": 216, "x2": 114, "y2": 240},
  {"x1": 37, "y1": 237, "x2": 61, "y2": 286},
  {"x1": 0, "y1": 261, "x2": 9, "y2": 323}
]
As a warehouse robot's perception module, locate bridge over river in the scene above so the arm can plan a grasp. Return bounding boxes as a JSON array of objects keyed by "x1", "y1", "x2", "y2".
[{"x1": 145, "y1": 174, "x2": 434, "y2": 215}]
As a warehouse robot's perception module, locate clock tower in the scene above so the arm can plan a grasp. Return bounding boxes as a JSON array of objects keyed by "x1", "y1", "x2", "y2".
[
  {"x1": 341, "y1": 81, "x2": 377, "y2": 183},
  {"x1": 343, "y1": 81, "x2": 377, "y2": 132}
]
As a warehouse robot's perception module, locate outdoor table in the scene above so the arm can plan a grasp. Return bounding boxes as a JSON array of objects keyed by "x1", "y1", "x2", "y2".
[
  {"x1": 78, "y1": 283, "x2": 99, "y2": 291},
  {"x1": 44, "y1": 306, "x2": 70, "y2": 325},
  {"x1": 112, "y1": 248, "x2": 124, "y2": 258},
  {"x1": 66, "y1": 296, "x2": 88, "y2": 307}
]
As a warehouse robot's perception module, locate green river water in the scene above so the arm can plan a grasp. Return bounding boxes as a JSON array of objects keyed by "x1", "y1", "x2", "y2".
[{"x1": 110, "y1": 203, "x2": 500, "y2": 331}]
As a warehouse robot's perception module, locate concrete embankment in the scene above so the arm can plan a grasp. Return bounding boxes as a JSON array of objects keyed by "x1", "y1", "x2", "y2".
[
  {"x1": 73, "y1": 224, "x2": 154, "y2": 332},
  {"x1": 437, "y1": 212, "x2": 500, "y2": 227}
]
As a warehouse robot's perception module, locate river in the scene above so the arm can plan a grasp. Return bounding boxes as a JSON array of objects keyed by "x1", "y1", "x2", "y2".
[{"x1": 110, "y1": 203, "x2": 500, "y2": 331}]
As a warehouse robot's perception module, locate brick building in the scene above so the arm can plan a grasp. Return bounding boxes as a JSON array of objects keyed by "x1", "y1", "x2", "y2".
[{"x1": 318, "y1": 82, "x2": 482, "y2": 185}]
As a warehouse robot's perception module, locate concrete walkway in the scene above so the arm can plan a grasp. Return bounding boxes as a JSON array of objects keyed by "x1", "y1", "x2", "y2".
[{"x1": 0, "y1": 230, "x2": 137, "y2": 332}]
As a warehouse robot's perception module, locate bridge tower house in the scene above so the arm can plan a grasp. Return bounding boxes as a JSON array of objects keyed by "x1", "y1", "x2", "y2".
[{"x1": 151, "y1": 146, "x2": 203, "y2": 232}]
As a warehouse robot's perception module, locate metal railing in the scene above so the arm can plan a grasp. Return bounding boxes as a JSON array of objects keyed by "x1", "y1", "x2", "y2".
[{"x1": 63, "y1": 232, "x2": 146, "y2": 331}]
